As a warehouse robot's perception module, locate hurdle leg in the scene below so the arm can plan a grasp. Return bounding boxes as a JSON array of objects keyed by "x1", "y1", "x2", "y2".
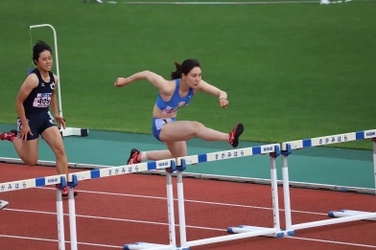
[
  {"x1": 124, "y1": 163, "x2": 178, "y2": 250},
  {"x1": 281, "y1": 154, "x2": 294, "y2": 236},
  {"x1": 166, "y1": 172, "x2": 177, "y2": 247},
  {"x1": 227, "y1": 151, "x2": 283, "y2": 238},
  {"x1": 68, "y1": 186, "x2": 78, "y2": 250},
  {"x1": 269, "y1": 153, "x2": 282, "y2": 235},
  {"x1": 176, "y1": 170, "x2": 188, "y2": 249},
  {"x1": 56, "y1": 187, "x2": 66, "y2": 250},
  {"x1": 328, "y1": 210, "x2": 376, "y2": 221}
]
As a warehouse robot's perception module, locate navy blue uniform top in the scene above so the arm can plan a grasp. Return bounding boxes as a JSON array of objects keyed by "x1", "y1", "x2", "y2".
[
  {"x1": 23, "y1": 68, "x2": 56, "y2": 114},
  {"x1": 155, "y1": 79, "x2": 194, "y2": 116}
]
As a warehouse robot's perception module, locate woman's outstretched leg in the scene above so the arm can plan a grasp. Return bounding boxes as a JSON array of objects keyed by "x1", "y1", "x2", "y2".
[{"x1": 160, "y1": 121, "x2": 244, "y2": 147}]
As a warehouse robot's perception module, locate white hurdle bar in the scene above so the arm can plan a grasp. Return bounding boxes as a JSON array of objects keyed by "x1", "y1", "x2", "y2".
[
  {"x1": 29, "y1": 23, "x2": 88, "y2": 137},
  {"x1": 0, "y1": 174, "x2": 67, "y2": 250},
  {"x1": 281, "y1": 128, "x2": 376, "y2": 236},
  {"x1": 125, "y1": 143, "x2": 284, "y2": 250},
  {"x1": 67, "y1": 158, "x2": 178, "y2": 250}
]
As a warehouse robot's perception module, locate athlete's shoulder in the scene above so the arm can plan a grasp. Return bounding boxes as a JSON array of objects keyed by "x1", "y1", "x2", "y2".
[{"x1": 52, "y1": 73, "x2": 59, "y2": 84}]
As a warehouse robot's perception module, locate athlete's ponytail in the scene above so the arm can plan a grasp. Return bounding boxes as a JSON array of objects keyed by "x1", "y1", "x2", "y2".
[
  {"x1": 170, "y1": 59, "x2": 201, "y2": 80},
  {"x1": 170, "y1": 62, "x2": 182, "y2": 80}
]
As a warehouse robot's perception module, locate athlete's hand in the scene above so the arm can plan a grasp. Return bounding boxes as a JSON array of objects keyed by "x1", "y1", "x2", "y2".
[
  {"x1": 219, "y1": 98, "x2": 229, "y2": 109},
  {"x1": 114, "y1": 77, "x2": 128, "y2": 87},
  {"x1": 55, "y1": 115, "x2": 66, "y2": 130},
  {"x1": 19, "y1": 124, "x2": 33, "y2": 141}
]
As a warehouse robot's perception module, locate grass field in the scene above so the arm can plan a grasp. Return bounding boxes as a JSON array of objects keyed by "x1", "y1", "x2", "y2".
[{"x1": 0, "y1": 0, "x2": 375, "y2": 149}]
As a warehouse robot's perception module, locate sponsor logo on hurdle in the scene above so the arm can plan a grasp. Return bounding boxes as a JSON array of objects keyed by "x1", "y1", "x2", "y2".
[
  {"x1": 47, "y1": 178, "x2": 58, "y2": 183},
  {"x1": 262, "y1": 146, "x2": 274, "y2": 153},
  {"x1": 366, "y1": 131, "x2": 375, "y2": 137},
  {"x1": 158, "y1": 161, "x2": 169, "y2": 168},
  {"x1": 215, "y1": 150, "x2": 244, "y2": 160}
]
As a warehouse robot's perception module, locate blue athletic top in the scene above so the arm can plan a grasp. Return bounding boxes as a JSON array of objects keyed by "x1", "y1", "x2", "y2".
[
  {"x1": 155, "y1": 79, "x2": 194, "y2": 116},
  {"x1": 23, "y1": 68, "x2": 55, "y2": 114}
]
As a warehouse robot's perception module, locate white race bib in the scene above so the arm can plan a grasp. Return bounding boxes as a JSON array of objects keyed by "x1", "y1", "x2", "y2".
[{"x1": 33, "y1": 93, "x2": 51, "y2": 108}]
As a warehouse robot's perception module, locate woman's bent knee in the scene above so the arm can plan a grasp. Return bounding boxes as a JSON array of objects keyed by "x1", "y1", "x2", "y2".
[{"x1": 23, "y1": 158, "x2": 38, "y2": 166}]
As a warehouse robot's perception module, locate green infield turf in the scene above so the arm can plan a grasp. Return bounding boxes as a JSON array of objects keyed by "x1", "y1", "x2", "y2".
[{"x1": 0, "y1": 0, "x2": 375, "y2": 149}]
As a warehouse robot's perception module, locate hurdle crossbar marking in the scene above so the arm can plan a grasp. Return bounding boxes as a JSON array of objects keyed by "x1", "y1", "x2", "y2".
[
  {"x1": 282, "y1": 129, "x2": 376, "y2": 150},
  {"x1": 176, "y1": 144, "x2": 279, "y2": 165},
  {"x1": 0, "y1": 174, "x2": 65, "y2": 193},
  {"x1": 281, "y1": 128, "x2": 376, "y2": 236},
  {"x1": 71, "y1": 159, "x2": 175, "y2": 182}
]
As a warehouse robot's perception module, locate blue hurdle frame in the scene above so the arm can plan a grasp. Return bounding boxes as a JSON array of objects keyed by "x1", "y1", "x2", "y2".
[{"x1": 281, "y1": 129, "x2": 376, "y2": 236}]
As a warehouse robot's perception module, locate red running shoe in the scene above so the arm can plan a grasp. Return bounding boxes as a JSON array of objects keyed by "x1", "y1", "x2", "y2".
[
  {"x1": 127, "y1": 148, "x2": 141, "y2": 165},
  {"x1": 60, "y1": 186, "x2": 78, "y2": 197},
  {"x1": 0, "y1": 130, "x2": 17, "y2": 141},
  {"x1": 228, "y1": 123, "x2": 244, "y2": 148}
]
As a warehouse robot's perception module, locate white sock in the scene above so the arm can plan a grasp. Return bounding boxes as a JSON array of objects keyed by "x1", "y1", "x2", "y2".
[{"x1": 141, "y1": 152, "x2": 148, "y2": 161}]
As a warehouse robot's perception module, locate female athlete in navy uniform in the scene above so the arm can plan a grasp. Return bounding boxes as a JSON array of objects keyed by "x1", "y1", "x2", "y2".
[
  {"x1": 114, "y1": 59, "x2": 244, "y2": 165},
  {"x1": 0, "y1": 40, "x2": 76, "y2": 196}
]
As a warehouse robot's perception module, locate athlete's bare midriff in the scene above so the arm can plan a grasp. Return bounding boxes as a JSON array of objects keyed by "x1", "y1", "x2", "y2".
[{"x1": 152, "y1": 104, "x2": 178, "y2": 119}]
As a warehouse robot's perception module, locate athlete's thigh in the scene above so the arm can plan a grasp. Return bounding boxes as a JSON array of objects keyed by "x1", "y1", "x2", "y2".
[
  {"x1": 164, "y1": 141, "x2": 187, "y2": 158},
  {"x1": 22, "y1": 139, "x2": 39, "y2": 162},
  {"x1": 41, "y1": 126, "x2": 65, "y2": 152},
  {"x1": 160, "y1": 121, "x2": 196, "y2": 142}
]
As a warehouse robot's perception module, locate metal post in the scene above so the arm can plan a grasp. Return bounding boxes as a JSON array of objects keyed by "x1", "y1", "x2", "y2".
[
  {"x1": 269, "y1": 155, "x2": 281, "y2": 232},
  {"x1": 55, "y1": 188, "x2": 65, "y2": 250},
  {"x1": 282, "y1": 154, "x2": 293, "y2": 234},
  {"x1": 166, "y1": 173, "x2": 176, "y2": 247},
  {"x1": 177, "y1": 171, "x2": 188, "y2": 248},
  {"x1": 29, "y1": 24, "x2": 63, "y2": 117},
  {"x1": 69, "y1": 186, "x2": 78, "y2": 250}
]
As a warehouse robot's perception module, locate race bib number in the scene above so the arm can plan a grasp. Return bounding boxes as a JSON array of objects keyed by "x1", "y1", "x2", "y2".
[{"x1": 33, "y1": 93, "x2": 51, "y2": 108}]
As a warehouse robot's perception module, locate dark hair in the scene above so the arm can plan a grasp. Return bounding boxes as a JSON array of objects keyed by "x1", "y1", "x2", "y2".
[
  {"x1": 32, "y1": 40, "x2": 52, "y2": 65},
  {"x1": 170, "y1": 59, "x2": 201, "y2": 80}
]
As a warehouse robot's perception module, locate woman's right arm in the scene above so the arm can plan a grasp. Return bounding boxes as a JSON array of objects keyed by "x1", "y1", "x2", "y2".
[
  {"x1": 114, "y1": 70, "x2": 171, "y2": 94},
  {"x1": 15, "y1": 74, "x2": 38, "y2": 139}
]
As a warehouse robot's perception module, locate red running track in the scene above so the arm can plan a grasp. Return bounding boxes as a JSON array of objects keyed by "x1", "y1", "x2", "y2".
[{"x1": 1, "y1": 163, "x2": 376, "y2": 250}]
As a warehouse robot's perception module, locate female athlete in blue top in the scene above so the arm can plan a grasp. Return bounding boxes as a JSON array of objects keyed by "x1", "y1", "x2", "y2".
[{"x1": 114, "y1": 59, "x2": 244, "y2": 164}]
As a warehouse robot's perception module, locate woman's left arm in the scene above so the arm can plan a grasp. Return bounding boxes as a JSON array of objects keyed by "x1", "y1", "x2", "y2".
[{"x1": 199, "y1": 80, "x2": 229, "y2": 108}]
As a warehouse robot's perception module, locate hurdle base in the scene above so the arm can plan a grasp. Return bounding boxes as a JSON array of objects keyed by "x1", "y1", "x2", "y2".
[
  {"x1": 328, "y1": 210, "x2": 376, "y2": 221},
  {"x1": 124, "y1": 242, "x2": 180, "y2": 250},
  {"x1": 227, "y1": 225, "x2": 284, "y2": 238},
  {"x1": 60, "y1": 127, "x2": 89, "y2": 137}
]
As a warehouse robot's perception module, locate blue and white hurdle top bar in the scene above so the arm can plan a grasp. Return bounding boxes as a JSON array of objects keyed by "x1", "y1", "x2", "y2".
[
  {"x1": 176, "y1": 143, "x2": 280, "y2": 166},
  {"x1": 70, "y1": 143, "x2": 280, "y2": 181},
  {"x1": 0, "y1": 174, "x2": 66, "y2": 193},
  {"x1": 282, "y1": 129, "x2": 376, "y2": 151},
  {"x1": 71, "y1": 159, "x2": 176, "y2": 181}
]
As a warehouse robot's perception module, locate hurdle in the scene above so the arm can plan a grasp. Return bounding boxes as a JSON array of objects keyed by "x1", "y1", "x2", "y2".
[
  {"x1": 66, "y1": 158, "x2": 179, "y2": 250},
  {"x1": 281, "y1": 128, "x2": 376, "y2": 236},
  {"x1": 124, "y1": 143, "x2": 284, "y2": 250},
  {"x1": 29, "y1": 23, "x2": 89, "y2": 137},
  {"x1": 0, "y1": 174, "x2": 67, "y2": 250}
]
